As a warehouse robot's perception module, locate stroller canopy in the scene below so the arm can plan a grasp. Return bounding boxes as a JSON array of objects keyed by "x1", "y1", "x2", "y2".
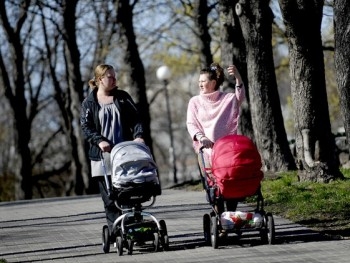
[{"x1": 111, "y1": 141, "x2": 159, "y2": 189}]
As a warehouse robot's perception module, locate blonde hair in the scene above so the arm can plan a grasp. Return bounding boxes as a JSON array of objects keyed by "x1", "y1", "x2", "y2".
[{"x1": 88, "y1": 64, "x2": 114, "y2": 90}]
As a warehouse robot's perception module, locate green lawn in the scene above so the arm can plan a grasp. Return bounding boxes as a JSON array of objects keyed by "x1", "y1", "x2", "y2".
[{"x1": 259, "y1": 169, "x2": 350, "y2": 237}]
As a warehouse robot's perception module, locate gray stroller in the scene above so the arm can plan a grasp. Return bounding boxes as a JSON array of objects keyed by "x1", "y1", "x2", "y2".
[{"x1": 101, "y1": 141, "x2": 169, "y2": 255}]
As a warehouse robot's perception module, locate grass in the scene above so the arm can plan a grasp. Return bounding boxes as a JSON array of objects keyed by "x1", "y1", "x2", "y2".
[
  {"x1": 259, "y1": 169, "x2": 350, "y2": 238},
  {"x1": 173, "y1": 168, "x2": 350, "y2": 239}
]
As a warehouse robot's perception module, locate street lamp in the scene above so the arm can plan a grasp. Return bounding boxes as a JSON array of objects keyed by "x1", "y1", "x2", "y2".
[{"x1": 156, "y1": 65, "x2": 178, "y2": 184}]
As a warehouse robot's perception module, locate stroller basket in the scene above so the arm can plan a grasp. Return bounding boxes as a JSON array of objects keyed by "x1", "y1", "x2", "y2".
[{"x1": 111, "y1": 181, "x2": 161, "y2": 207}]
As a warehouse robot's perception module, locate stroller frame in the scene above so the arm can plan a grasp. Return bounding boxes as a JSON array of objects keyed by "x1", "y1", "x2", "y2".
[
  {"x1": 101, "y1": 153, "x2": 169, "y2": 256},
  {"x1": 199, "y1": 147, "x2": 275, "y2": 249}
]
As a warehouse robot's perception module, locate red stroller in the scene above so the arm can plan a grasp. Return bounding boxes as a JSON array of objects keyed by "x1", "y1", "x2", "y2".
[{"x1": 199, "y1": 135, "x2": 275, "y2": 249}]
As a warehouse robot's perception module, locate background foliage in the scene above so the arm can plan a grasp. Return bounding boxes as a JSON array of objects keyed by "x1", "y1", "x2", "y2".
[{"x1": 0, "y1": 0, "x2": 346, "y2": 201}]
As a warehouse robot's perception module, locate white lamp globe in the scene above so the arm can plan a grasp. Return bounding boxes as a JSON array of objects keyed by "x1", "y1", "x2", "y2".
[{"x1": 156, "y1": 65, "x2": 171, "y2": 81}]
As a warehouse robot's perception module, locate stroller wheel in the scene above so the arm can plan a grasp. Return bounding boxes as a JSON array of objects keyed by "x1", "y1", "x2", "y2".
[
  {"x1": 116, "y1": 230, "x2": 124, "y2": 256},
  {"x1": 102, "y1": 225, "x2": 110, "y2": 253},
  {"x1": 260, "y1": 213, "x2": 275, "y2": 245},
  {"x1": 153, "y1": 232, "x2": 160, "y2": 252},
  {"x1": 127, "y1": 239, "x2": 133, "y2": 255},
  {"x1": 210, "y1": 216, "x2": 219, "y2": 249},
  {"x1": 260, "y1": 218, "x2": 268, "y2": 244},
  {"x1": 162, "y1": 234, "x2": 169, "y2": 251},
  {"x1": 159, "y1": 220, "x2": 169, "y2": 251},
  {"x1": 266, "y1": 213, "x2": 275, "y2": 244},
  {"x1": 203, "y1": 214, "x2": 211, "y2": 245}
]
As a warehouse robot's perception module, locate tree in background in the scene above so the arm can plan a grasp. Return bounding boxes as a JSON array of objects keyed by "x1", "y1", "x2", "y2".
[
  {"x1": 194, "y1": 0, "x2": 214, "y2": 67},
  {"x1": 0, "y1": 0, "x2": 34, "y2": 199},
  {"x1": 334, "y1": 0, "x2": 350, "y2": 166},
  {"x1": 279, "y1": 0, "x2": 343, "y2": 181},
  {"x1": 0, "y1": 0, "x2": 347, "y2": 200},
  {"x1": 114, "y1": 0, "x2": 154, "y2": 154},
  {"x1": 236, "y1": 0, "x2": 296, "y2": 171},
  {"x1": 61, "y1": 0, "x2": 90, "y2": 195},
  {"x1": 218, "y1": 0, "x2": 254, "y2": 139},
  {"x1": 0, "y1": 0, "x2": 120, "y2": 198}
]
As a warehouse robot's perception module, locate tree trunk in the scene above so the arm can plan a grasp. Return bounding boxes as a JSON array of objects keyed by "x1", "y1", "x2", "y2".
[
  {"x1": 115, "y1": 0, "x2": 154, "y2": 155},
  {"x1": 194, "y1": 0, "x2": 213, "y2": 68},
  {"x1": 0, "y1": 0, "x2": 33, "y2": 199},
  {"x1": 237, "y1": 0, "x2": 296, "y2": 172},
  {"x1": 334, "y1": 0, "x2": 350, "y2": 166},
  {"x1": 218, "y1": 0, "x2": 254, "y2": 140},
  {"x1": 62, "y1": 0, "x2": 90, "y2": 194},
  {"x1": 279, "y1": 0, "x2": 343, "y2": 182}
]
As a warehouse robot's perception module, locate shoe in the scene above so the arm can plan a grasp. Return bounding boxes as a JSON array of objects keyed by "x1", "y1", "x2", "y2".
[{"x1": 219, "y1": 230, "x2": 227, "y2": 238}]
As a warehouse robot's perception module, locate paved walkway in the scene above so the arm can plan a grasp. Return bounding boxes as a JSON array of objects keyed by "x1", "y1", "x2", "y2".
[{"x1": 0, "y1": 189, "x2": 349, "y2": 263}]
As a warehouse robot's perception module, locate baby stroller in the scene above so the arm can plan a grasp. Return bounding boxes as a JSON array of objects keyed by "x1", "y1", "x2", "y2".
[
  {"x1": 199, "y1": 135, "x2": 275, "y2": 249},
  {"x1": 101, "y1": 141, "x2": 169, "y2": 255}
]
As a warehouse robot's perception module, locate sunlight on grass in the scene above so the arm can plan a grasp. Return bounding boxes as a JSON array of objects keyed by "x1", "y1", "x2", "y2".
[{"x1": 261, "y1": 169, "x2": 350, "y2": 223}]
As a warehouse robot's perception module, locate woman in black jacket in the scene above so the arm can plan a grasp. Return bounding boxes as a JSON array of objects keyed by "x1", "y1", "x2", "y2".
[{"x1": 80, "y1": 64, "x2": 144, "y2": 239}]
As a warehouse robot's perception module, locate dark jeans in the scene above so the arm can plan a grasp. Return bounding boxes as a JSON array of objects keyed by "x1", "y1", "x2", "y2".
[
  {"x1": 216, "y1": 199, "x2": 238, "y2": 214},
  {"x1": 97, "y1": 177, "x2": 121, "y2": 234}
]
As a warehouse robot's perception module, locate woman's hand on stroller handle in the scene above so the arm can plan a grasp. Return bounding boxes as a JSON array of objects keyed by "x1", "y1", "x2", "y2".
[
  {"x1": 99, "y1": 141, "x2": 112, "y2": 153},
  {"x1": 199, "y1": 136, "x2": 213, "y2": 149},
  {"x1": 133, "y1": 137, "x2": 145, "y2": 144}
]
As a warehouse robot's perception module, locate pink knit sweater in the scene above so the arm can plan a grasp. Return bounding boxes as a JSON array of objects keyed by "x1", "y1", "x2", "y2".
[{"x1": 186, "y1": 87, "x2": 245, "y2": 155}]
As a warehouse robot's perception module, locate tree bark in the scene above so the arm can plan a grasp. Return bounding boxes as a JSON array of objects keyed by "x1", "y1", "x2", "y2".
[
  {"x1": 115, "y1": 0, "x2": 154, "y2": 155},
  {"x1": 279, "y1": 0, "x2": 343, "y2": 182},
  {"x1": 334, "y1": 0, "x2": 350, "y2": 165},
  {"x1": 237, "y1": 0, "x2": 296, "y2": 172},
  {"x1": 194, "y1": 0, "x2": 213, "y2": 68},
  {"x1": 0, "y1": 0, "x2": 33, "y2": 199},
  {"x1": 218, "y1": 0, "x2": 254, "y2": 140},
  {"x1": 62, "y1": 0, "x2": 90, "y2": 194}
]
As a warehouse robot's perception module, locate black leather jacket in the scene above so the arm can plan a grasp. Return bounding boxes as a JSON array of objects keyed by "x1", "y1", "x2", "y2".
[{"x1": 80, "y1": 88, "x2": 144, "y2": 161}]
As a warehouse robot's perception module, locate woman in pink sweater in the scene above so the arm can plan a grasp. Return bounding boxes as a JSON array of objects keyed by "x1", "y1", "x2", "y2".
[{"x1": 186, "y1": 62, "x2": 245, "y2": 217}]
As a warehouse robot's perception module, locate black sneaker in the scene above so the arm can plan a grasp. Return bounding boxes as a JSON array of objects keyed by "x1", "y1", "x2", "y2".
[{"x1": 219, "y1": 230, "x2": 228, "y2": 239}]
